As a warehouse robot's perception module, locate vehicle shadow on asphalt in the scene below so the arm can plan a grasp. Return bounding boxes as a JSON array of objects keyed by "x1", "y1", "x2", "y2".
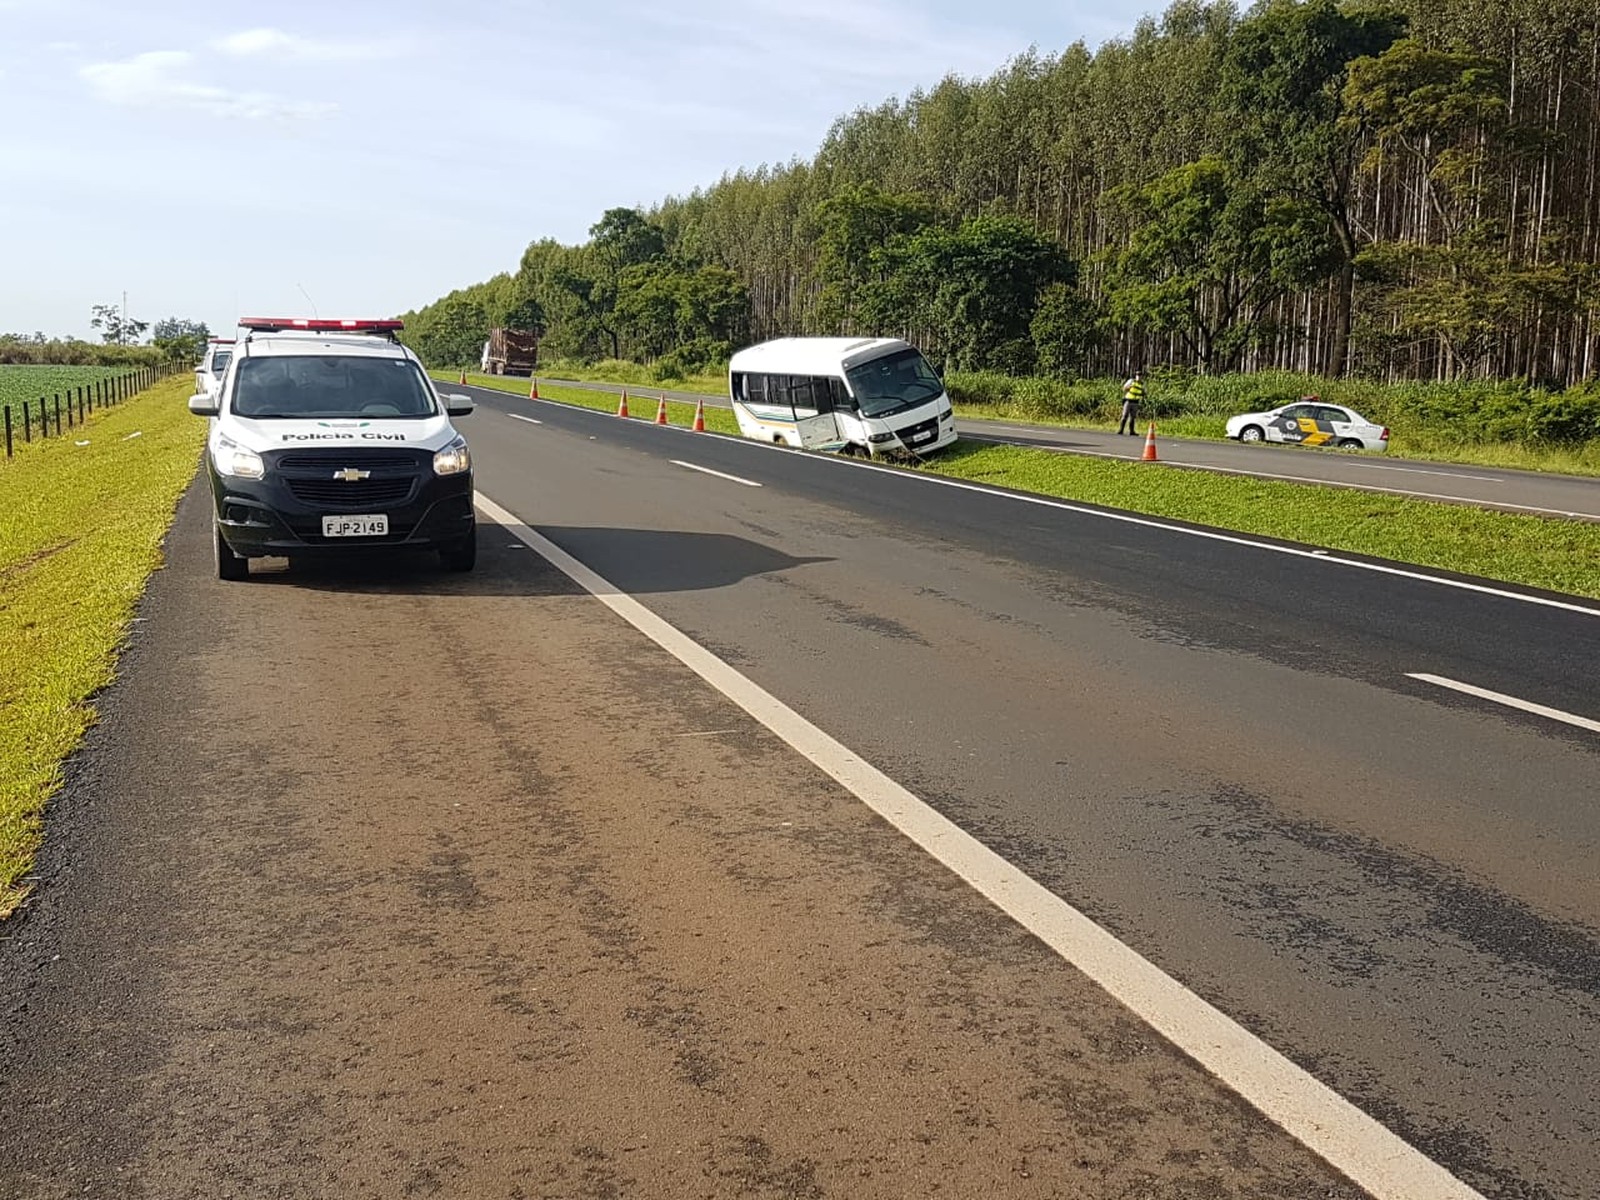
[{"x1": 242, "y1": 526, "x2": 833, "y2": 596}]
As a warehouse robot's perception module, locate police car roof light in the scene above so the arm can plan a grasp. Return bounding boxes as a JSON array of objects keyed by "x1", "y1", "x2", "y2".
[{"x1": 238, "y1": 318, "x2": 405, "y2": 334}]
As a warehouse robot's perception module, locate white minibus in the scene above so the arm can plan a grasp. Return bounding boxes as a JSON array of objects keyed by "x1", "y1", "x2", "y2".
[{"x1": 727, "y1": 337, "x2": 958, "y2": 457}]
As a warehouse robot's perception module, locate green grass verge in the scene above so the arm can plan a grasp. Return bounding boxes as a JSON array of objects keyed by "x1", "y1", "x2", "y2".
[
  {"x1": 448, "y1": 371, "x2": 1600, "y2": 599},
  {"x1": 0, "y1": 376, "x2": 206, "y2": 918},
  {"x1": 919, "y1": 441, "x2": 1600, "y2": 599}
]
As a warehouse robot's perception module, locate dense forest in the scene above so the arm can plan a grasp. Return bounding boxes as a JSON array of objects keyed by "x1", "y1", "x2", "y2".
[{"x1": 403, "y1": 0, "x2": 1600, "y2": 388}]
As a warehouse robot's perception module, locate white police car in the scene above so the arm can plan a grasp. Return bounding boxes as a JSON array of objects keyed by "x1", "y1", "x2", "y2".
[
  {"x1": 189, "y1": 318, "x2": 477, "y2": 580},
  {"x1": 1225, "y1": 399, "x2": 1389, "y2": 452},
  {"x1": 194, "y1": 338, "x2": 235, "y2": 399}
]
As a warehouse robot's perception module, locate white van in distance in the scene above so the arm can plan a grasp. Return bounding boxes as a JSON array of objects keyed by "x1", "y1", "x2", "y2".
[{"x1": 728, "y1": 337, "x2": 958, "y2": 457}]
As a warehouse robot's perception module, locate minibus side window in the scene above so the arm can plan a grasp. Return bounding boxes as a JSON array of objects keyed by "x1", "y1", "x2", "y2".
[
  {"x1": 826, "y1": 377, "x2": 854, "y2": 412},
  {"x1": 789, "y1": 376, "x2": 819, "y2": 419}
]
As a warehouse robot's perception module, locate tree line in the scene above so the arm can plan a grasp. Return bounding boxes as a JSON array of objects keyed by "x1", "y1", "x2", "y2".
[
  {"x1": 1, "y1": 309, "x2": 211, "y2": 366},
  {"x1": 403, "y1": 0, "x2": 1600, "y2": 387}
]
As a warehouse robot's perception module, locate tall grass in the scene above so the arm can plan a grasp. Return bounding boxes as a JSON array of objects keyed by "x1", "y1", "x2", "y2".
[{"x1": 536, "y1": 357, "x2": 726, "y2": 395}]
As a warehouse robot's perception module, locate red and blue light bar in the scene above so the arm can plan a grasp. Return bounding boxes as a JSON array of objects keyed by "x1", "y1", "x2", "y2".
[{"x1": 238, "y1": 318, "x2": 405, "y2": 333}]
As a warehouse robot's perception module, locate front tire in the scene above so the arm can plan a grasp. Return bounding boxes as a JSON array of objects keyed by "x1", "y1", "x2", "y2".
[
  {"x1": 440, "y1": 526, "x2": 477, "y2": 572},
  {"x1": 215, "y1": 522, "x2": 249, "y2": 581},
  {"x1": 1239, "y1": 425, "x2": 1265, "y2": 443}
]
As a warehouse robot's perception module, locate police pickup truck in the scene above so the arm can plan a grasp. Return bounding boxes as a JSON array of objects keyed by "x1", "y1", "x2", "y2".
[{"x1": 189, "y1": 318, "x2": 477, "y2": 580}]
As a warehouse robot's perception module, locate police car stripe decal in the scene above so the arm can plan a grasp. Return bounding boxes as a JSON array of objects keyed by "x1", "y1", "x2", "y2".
[{"x1": 1296, "y1": 418, "x2": 1334, "y2": 447}]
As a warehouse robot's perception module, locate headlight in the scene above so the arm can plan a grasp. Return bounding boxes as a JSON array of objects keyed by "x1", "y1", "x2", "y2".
[
  {"x1": 213, "y1": 437, "x2": 264, "y2": 479},
  {"x1": 867, "y1": 431, "x2": 895, "y2": 444},
  {"x1": 433, "y1": 436, "x2": 471, "y2": 476}
]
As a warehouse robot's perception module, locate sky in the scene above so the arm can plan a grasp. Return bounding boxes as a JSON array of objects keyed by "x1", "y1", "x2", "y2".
[{"x1": 0, "y1": 0, "x2": 1147, "y2": 340}]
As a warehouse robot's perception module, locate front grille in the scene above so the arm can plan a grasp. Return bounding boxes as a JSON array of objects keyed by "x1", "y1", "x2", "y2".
[
  {"x1": 284, "y1": 477, "x2": 415, "y2": 508},
  {"x1": 896, "y1": 416, "x2": 940, "y2": 443},
  {"x1": 270, "y1": 447, "x2": 428, "y2": 511},
  {"x1": 277, "y1": 452, "x2": 419, "y2": 472}
]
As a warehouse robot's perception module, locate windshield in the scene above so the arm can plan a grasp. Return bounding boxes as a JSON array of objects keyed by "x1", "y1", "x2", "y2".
[
  {"x1": 231, "y1": 355, "x2": 438, "y2": 420},
  {"x1": 845, "y1": 348, "x2": 944, "y2": 417}
]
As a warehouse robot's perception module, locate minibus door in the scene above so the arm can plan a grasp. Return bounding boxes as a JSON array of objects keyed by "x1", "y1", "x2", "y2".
[{"x1": 790, "y1": 377, "x2": 844, "y2": 450}]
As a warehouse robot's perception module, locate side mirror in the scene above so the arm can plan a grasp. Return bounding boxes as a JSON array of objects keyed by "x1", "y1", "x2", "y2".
[
  {"x1": 445, "y1": 393, "x2": 475, "y2": 416},
  {"x1": 188, "y1": 394, "x2": 219, "y2": 417}
]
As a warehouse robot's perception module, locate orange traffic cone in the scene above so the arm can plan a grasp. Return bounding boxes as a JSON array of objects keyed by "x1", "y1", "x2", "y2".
[
  {"x1": 1141, "y1": 422, "x2": 1159, "y2": 461},
  {"x1": 529, "y1": 376, "x2": 540, "y2": 400},
  {"x1": 616, "y1": 388, "x2": 630, "y2": 418},
  {"x1": 655, "y1": 394, "x2": 669, "y2": 425},
  {"x1": 692, "y1": 396, "x2": 706, "y2": 432}
]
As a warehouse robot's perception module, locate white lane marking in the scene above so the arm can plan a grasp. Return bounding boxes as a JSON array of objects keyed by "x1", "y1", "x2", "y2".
[
  {"x1": 1333, "y1": 461, "x2": 1503, "y2": 481},
  {"x1": 1407, "y1": 673, "x2": 1600, "y2": 734},
  {"x1": 670, "y1": 460, "x2": 762, "y2": 487},
  {"x1": 507, "y1": 413, "x2": 542, "y2": 425},
  {"x1": 475, "y1": 489, "x2": 1487, "y2": 1200},
  {"x1": 516, "y1": 395, "x2": 1600, "y2": 614}
]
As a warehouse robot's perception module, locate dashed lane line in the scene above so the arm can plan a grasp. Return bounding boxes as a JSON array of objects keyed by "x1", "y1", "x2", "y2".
[
  {"x1": 669, "y1": 460, "x2": 763, "y2": 487},
  {"x1": 1407, "y1": 673, "x2": 1600, "y2": 734}
]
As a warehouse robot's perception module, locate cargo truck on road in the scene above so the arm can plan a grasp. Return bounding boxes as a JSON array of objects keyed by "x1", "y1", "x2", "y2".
[{"x1": 480, "y1": 327, "x2": 539, "y2": 376}]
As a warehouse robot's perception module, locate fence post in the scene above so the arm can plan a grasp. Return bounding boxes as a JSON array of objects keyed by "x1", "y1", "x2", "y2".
[
  {"x1": 4, "y1": 405, "x2": 11, "y2": 459},
  {"x1": 77, "y1": 386, "x2": 85, "y2": 423},
  {"x1": 23, "y1": 400, "x2": 31, "y2": 443}
]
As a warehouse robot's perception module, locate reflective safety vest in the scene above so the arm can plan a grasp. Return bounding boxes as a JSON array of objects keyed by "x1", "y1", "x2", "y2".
[{"x1": 1122, "y1": 378, "x2": 1146, "y2": 402}]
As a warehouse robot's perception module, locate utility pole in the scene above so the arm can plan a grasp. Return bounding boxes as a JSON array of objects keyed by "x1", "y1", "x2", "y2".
[{"x1": 122, "y1": 290, "x2": 128, "y2": 345}]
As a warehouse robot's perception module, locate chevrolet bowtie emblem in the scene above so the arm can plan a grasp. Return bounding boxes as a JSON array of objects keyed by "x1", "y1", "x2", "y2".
[{"x1": 333, "y1": 468, "x2": 370, "y2": 482}]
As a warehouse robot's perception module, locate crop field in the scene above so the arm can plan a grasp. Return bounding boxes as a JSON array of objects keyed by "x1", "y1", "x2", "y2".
[{"x1": 0, "y1": 365, "x2": 127, "y2": 412}]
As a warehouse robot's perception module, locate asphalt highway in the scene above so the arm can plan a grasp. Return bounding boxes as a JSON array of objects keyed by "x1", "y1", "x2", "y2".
[
  {"x1": 3, "y1": 383, "x2": 1596, "y2": 1198},
  {"x1": 528, "y1": 376, "x2": 1600, "y2": 519}
]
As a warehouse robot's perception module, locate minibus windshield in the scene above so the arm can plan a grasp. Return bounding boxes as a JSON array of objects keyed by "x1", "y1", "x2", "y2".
[{"x1": 845, "y1": 349, "x2": 944, "y2": 417}]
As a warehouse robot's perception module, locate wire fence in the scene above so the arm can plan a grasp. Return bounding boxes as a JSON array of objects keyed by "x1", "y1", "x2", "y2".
[{"x1": 2, "y1": 359, "x2": 188, "y2": 460}]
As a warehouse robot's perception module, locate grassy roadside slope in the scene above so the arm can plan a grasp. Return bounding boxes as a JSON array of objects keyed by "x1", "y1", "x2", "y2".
[
  {"x1": 450, "y1": 372, "x2": 1600, "y2": 600},
  {"x1": 0, "y1": 377, "x2": 205, "y2": 918}
]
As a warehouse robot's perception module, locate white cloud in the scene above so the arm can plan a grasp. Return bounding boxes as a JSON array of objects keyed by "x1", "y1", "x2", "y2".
[
  {"x1": 213, "y1": 27, "x2": 404, "y2": 62},
  {"x1": 80, "y1": 50, "x2": 336, "y2": 120}
]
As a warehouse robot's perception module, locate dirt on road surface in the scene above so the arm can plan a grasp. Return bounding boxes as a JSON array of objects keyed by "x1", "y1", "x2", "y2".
[{"x1": 0, "y1": 490, "x2": 1359, "y2": 1198}]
